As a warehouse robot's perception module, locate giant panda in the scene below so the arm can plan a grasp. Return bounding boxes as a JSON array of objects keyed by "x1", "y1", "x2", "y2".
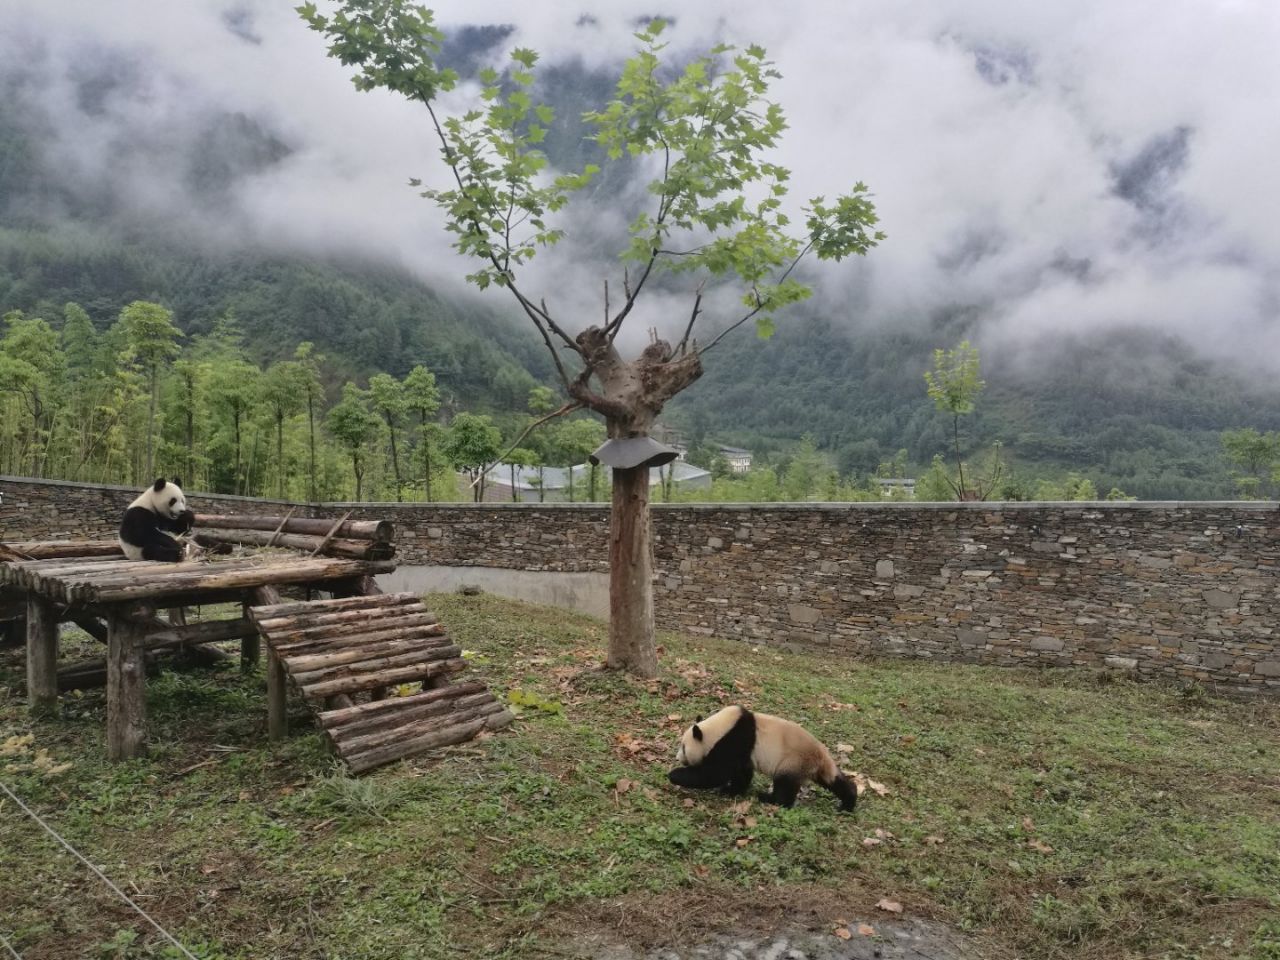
[
  {"x1": 119, "y1": 477, "x2": 195, "y2": 561},
  {"x1": 668, "y1": 705, "x2": 857, "y2": 811}
]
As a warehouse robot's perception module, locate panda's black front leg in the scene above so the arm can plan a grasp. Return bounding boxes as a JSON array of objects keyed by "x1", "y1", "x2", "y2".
[
  {"x1": 720, "y1": 761, "x2": 754, "y2": 796},
  {"x1": 759, "y1": 775, "x2": 801, "y2": 808}
]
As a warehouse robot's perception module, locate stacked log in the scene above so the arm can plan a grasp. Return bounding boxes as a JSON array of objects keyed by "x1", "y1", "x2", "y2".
[
  {"x1": 3, "y1": 540, "x2": 123, "y2": 560},
  {"x1": 249, "y1": 592, "x2": 513, "y2": 773},
  {"x1": 192, "y1": 515, "x2": 394, "y2": 561}
]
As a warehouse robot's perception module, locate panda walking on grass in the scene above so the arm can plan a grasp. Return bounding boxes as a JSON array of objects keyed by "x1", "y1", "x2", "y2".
[
  {"x1": 119, "y1": 477, "x2": 196, "y2": 562},
  {"x1": 668, "y1": 705, "x2": 858, "y2": 812}
]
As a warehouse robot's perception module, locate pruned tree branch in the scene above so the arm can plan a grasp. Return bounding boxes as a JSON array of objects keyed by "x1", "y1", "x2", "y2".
[
  {"x1": 468, "y1": 400, "x2": 584, "y2": 489},
  {"x1": 676, "y1": 281, "x2": 706, "y2": 355},
  {"x1": 697, "y1": 240, "x2": 815, "y2": 356}
]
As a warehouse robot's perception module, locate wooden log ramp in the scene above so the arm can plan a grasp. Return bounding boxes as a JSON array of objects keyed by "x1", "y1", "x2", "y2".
[{"x1": 248, "y1": 592, "x2": 513, "y2": 774}]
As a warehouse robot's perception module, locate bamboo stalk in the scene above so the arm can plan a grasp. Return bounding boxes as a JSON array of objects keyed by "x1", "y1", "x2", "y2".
[{"x1": 194, "y1": 514, "x2": 394, "y2": 543}]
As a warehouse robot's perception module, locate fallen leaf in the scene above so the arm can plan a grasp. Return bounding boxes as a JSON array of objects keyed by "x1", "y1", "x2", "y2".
[
  {"x1": 615, "y1": 778, "x2": 633, "y2": 795},
  {"x1": 862, "y1": 837, "x2": 883, "y2": 848},
  {"x1": 742, "y1": 815, "x2": 757, "y2": 828},
  {"x1": 1021, "y1": 816, "x2": 1036, "y2": 833},
  {"x1": 857, "y1": 923, "x2": 877, "y2": 936},
  {"x1": 693, "y1": 864, "x2": 710, "y2": 878},
  {"x1": 667, "y1": 713, "x2": 682, "y2": 722},
  {"x1": 833, "y1": 926, "x2": 852, "y2": 940},
  {"x1": 900, "y1": 734, "x2": 917, "y2": 745},
  {"x1": 0, "y1": 734, "x2": 34, "y2": 758},
  {"x1": 924, "y1": 835, "x2": 946, "y2": 845},
  {"x1": 682, "y1": 798, "x2": 695, "y2": 808},
  {"x1": 1028, "y1": 839, "x2": 1055, "y2": 854},
  {"x1": 200, "y1": 864, "x2": 217, "y2": 875},
  {"x1": 730, "y1": 800, "x2": 752, "y2": 815},
  {"x1": 876, "y1": 898, "x2": 904, "y2": 914},
  {"x1": 735, "y1": 837, "x2": 752, "y2": 848},
  {"x1": 873, "y1": 828, "x2": 895, "y2": 840},
  {"x1": 835, "y1": 742, "x2": 855, "y2": 754}
]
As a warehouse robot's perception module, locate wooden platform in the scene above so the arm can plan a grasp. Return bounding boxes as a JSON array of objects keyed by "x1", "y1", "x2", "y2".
[
  {"x1": 0, "y1": 554, "x2": 393, "y2": 604},
  {"x1": 248, "y1": 593, "x2": 513, "y2": 774}
]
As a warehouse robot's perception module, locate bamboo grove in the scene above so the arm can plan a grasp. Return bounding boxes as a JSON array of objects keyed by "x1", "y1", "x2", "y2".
[{"x1": 0, "y1": 300, "x2": 607, "y2": 502}]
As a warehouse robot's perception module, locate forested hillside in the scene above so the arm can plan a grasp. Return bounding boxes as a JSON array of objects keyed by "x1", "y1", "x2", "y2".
[{"x1": 1, "y1": 29, "x2": 1277, "y2": 502}]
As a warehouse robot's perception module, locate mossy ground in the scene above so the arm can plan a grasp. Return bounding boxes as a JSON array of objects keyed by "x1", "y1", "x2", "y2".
[{"x1": 1, "y1": 594, "x2": 1277, "y2": 959}]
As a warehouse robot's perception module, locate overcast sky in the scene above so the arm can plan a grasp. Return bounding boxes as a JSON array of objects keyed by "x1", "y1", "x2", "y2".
[{"x1": 4, "y1": 0, "x2": 1279, "y2": 369}]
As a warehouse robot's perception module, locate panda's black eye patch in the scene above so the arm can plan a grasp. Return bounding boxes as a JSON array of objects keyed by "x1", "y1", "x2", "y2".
[{"x1": 169, "y1": 498, "x2": 177, "y2": 506}]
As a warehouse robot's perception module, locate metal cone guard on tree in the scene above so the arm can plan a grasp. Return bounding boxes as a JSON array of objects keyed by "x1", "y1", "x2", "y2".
[{"x1": 300, "y1": 1, "x2": 884, "y2": 677}]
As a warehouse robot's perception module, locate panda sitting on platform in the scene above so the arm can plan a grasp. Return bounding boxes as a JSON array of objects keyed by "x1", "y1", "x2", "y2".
[{"x1": 119, "y1": 477, "x2": 196, "y2": 562}]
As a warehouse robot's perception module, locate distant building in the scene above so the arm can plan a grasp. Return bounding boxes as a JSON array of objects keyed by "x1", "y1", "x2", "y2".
[
  {"x1": 651, "y1": 423, "x2": 688, "y2": 460},
  {"x1": 877, "y1": 477, "x2": 916, "y2": 499},
  {"x1": 717, "y1": 445, "x2": 753, "y2": 474},
  {"x1": 483, "y1": 460, "x2": 711, "y2": 502}
]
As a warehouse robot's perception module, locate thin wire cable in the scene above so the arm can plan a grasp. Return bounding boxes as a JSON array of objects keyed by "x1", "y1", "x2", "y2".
[
  {"x1": 0, "y1": 779, "x2": 198, "y2": 960},
  {"x1": 0, "y1": 929, "x2": 22, "y2": 959}
]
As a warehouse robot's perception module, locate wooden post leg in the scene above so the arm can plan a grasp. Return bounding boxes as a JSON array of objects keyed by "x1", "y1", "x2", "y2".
[
  {"x1": 240, "y1": 602, "x2": 261, "y2": 671},
  {"x1": 107, "y1": 614, "x2": 146, "y2": 760},
  {"x1": 267, "y1": 645, "x2": 287, "y2": 741},
  {"x1": 26, "y1": 597, "x2": 58, "y2": 718}
]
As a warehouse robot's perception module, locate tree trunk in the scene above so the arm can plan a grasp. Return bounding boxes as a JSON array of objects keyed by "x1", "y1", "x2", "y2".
[
  {"x1": 353, "y1": 455, "x2": 363, "y2": 500},
  {"x1": 276, "y1": 411, "x2": 286, "y2": 499},
  {"x1": 233, "y1": 408, "x2": 243, "y2": 496},
  {"x1": 185, "y1": 394, "x2": 194, "y2": 490},
  {"x1": 385, "y1": 413, "x2": 402, "y2": 501},
  {"x1": 606, "y1": 465, "x2": 656, "y2": 678},
  {"x1": 146, "y1": 370, "x2": 157, "y2": 480},
  {"x1": 308, "y1": 396, "x2": 317, "y2": 502},
  {"x1": 510, "y1": 463, "x2": 518, "y2": 502}
]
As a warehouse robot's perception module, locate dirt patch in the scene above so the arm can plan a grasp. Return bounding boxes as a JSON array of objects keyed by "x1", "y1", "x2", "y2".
[{"x1": 549, "y1": 884, "x2": 1000, "y2": 960}]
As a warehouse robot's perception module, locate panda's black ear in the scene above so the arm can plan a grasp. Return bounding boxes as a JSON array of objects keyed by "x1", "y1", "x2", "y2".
[
  {"x1": 691, "y1": 724, "x2": 703, "y2": 742},
  {"x1": 152, "y1": 478, "x2": 167, "y2": 492},
  {"x1": 172, "y1": 477, "x2": 182, "y2": 488}
]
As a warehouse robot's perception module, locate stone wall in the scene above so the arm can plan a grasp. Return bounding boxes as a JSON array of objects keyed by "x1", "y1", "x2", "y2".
[{"x1": 3, "y1": 476, "x2": 1276, "y2": 692}]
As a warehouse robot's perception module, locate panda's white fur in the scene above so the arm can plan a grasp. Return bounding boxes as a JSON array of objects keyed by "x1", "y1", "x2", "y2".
[
  {"x1": 119, "y1": 478, "x2": 193, "y2": 561},
  {"x1": 669, "y1": 704, "x2": 857, "y2": 811}
]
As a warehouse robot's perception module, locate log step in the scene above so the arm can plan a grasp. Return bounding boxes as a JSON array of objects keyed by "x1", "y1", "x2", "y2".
[{"x1": 248, "y1": 593, "x2": 512, "y2": 774}]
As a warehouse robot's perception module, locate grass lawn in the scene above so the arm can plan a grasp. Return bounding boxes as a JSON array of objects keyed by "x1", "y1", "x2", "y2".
[{"x1": 1, "y1": 594, "x2": 1278, "y2": 960}]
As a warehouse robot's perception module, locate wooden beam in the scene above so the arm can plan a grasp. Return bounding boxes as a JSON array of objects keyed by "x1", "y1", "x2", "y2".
[
  {"x1": 86, "y1": 559, "x2": 396, "y2": 603},
  {"x1": 107, "y1": 614, "x2": 147, "y2": 760},
  {"x1": 252, "y1": 585, "x2": 286, "y2": 741},
  {"x1": 25, "y1": 595, "x2": 58, "y2": 717},
  {"x1": 6, "y1": 540, "x2": 122, "y2": 559},
  {"x1": 250, "y1": 592, "x2": 418, "y2": 621},
  {"x1": 194, "y1": 514, "x2": 394, "y2": 543},
  {"x1": 193, "y1": 529, "x2": 394, "y2": 561}
]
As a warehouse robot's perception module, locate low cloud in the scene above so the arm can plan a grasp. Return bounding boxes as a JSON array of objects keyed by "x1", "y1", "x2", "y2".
[{"x1": 2, "y1": 0, "x2": 1278, "y2": 370}]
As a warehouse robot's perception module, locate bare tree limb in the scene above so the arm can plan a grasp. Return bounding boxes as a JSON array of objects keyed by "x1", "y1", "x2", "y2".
[
  {"x1": 697, "y1": 240, "x2": 815, "y2": 356},
  {"x1": 676, "y1": 281, "x2": 706, "y2": 355},
  {"x1": 468, "y1": 401, "x2": 584, "y2": 490}
]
